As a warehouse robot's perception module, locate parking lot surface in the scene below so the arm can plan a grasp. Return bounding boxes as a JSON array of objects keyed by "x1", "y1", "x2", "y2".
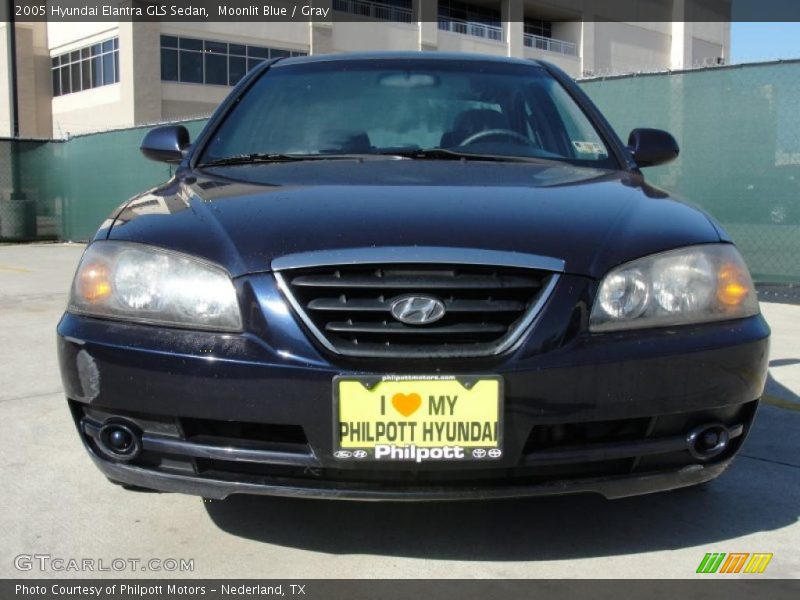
[{"x1": 1, "y1": 243, "x2": 797, "y2": 578}]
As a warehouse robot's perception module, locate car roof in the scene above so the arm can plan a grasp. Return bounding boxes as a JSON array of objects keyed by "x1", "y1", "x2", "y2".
[{"x1": 273, "y1": 51, "x2": 545, "y2": 69}]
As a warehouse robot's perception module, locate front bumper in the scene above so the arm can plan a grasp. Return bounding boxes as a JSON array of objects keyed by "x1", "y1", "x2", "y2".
[
  {"x1": 57, "y1": 272, "x2": 770, "y2": 500},
  {"x1": 92, "y1": 452, "x2": 733, "y2": 501}
]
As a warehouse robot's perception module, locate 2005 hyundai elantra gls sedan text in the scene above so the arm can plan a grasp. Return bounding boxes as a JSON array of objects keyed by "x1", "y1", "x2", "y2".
[{"x1": 57, "y1": 53, "x2": 770, "y2": 501}]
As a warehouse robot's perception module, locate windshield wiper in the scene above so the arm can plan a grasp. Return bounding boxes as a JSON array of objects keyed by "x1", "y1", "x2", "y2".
[
  {"x1": 198, "y1": 153, "x2": 383, "y2": 168},
  {"x1": 200, "y1": 149, "x2": 553, "y2": 168},
  {"x1": 376, "y1": 148, "x2": 552, "y2": 163}
]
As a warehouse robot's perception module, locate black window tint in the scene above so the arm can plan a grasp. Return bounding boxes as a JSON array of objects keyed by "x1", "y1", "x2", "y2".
[
  {"x1": 248, "y1": 46, "x2": 269, "y2": 59},
  {"x1": 229, "y1": 44, "x2": 246, "y2": 56},
  {"x1": 52, "y1": 56, "x2": 59, "y2": 68},
  {"x1": 229, "y1": 56, "x2": 246, "y2": 85},
  {"x1": 180, "y1": 37, "x2": 202, "y2": 51},
  {"x1": 205, "y1": 52, "x2": 227, "y2": 85},
  {"x1": 102, "y1": 40, "x2": 114, "y2": 53},
  {"x1": 91, "y1": 44, "x2": 102, "y2": 57},
  {"x1": 113, "y1": 51, "x2": 119, "y2": 83},
  {"x1": 70, "y1": 51, "x2": 80, "y2": 62},
  {"x1": 92, "y1": 56, "x2": 103, "y2": 86},
  {"x1": 71, "y1": 62, "x2": 82, "y2": 91},
  {"x1": 161, "y1": 48, "x2": 178, "y2": 81},
  {"x1": 81, "y1": 48, "x2": 90, "y2": 59},
  {"x1": 60, "y1": 65, "x2": 71, "y2": 94},
  {"x1": 205, "y1": 40, "x2": 227, "y2": 54},
  {"x1": 102, "y1": 53, "x2": 114, "y2": 85},
  {"x1": 247, "y1": 58, "x2": 265, "y2": 72},
  {"x1": 161, "y1": 35, "x2": 178, "y2": 48},
  {"x1": 113, "y1": 38, "x2": 119, "y2": 50},
  {"x1": 81, "y1": 60, "x2": 91, "y2": 90},
  {"x1": 180, "y1": 51, "x2": 203, "y2": 83},
  {"x1": 270, "y1": 49, "x2": 290, "y2": 58},
  {"x1": 52, "y1": 69, "x2": 61, "y2": 96}
]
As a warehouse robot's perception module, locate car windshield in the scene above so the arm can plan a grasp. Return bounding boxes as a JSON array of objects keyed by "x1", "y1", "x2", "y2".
[{"x1": 199, "y1": 59, "x2": 617, "y2": 168}]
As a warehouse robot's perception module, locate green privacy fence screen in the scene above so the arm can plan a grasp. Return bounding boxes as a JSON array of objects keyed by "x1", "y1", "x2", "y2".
[
  {"x1": 0, "y1": 118, "x2": 208, "y2": 244},
  {"x1": 1, "y1": 61, "x2": 799, "y2": 283},
  {"x1": 581, "y1": 61, "x2": 800, "y2": 284}
]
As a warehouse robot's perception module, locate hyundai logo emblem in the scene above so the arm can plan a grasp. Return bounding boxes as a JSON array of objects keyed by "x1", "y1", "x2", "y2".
[{"x1": 390, "y1": 295, "x2": 446, "y2": 326}]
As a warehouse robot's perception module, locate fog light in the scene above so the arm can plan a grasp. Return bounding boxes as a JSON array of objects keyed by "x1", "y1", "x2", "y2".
[
  {"x1": 700, "y1": 430, "x2": 720, "y2": 449},
  {"x1": 108, "y1": 428, "x2": 133, "y2": 451},
  {"x1": 97, "y1": 421, "x2": 142, "y2": 461},
  {"x1": 687, "y1": 423, "x2": 730, "y2": 460}
]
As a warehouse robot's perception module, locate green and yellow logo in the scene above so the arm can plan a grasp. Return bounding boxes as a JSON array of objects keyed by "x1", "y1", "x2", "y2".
[{"x1": 696, "y1": 552, "x2": 773, "y2": 574}]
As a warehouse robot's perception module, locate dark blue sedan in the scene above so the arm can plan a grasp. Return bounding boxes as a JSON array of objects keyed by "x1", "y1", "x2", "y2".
[{"x1": 57, "y1": 53, "x2": 769, "y2": 501}]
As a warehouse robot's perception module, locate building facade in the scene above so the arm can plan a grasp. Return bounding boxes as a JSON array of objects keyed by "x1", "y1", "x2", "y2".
[{"x1": 2, "y1": 0, "x2": 731, "y2": 137}]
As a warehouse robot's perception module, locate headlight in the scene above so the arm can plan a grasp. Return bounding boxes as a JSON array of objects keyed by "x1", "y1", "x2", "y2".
[
  {"x1": 68, "y1": 241, "x2": 242, "y2": 331},
  {"x1": 590, "y1": 244, "x2": 758, "y2": 332}
]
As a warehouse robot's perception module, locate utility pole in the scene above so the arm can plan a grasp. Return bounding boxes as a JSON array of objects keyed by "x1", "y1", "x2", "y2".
[
  {"x1": 6, "y1": 0, "x2": 20, "y2": 137},
  {"x1": 2, "y1": 0, "x2": 32, "y2": 241}
]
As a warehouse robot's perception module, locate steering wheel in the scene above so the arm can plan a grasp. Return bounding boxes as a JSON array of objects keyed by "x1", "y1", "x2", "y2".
[{"x1": 459, "y1": 128, "x2": 535, "y2": 147}]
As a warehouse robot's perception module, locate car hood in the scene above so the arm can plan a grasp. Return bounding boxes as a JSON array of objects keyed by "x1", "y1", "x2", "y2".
[{"x1": 106, "y1": 160, "x2": 722, "y2": 279}]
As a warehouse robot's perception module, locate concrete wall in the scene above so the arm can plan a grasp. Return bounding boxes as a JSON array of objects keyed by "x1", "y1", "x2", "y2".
[
  {"x1": 590, "y1": 21, "x2": 672, "y2": 75},
  {"x1": 0, "y1": 22, "x2": 51, "y2": 138},
  {"x1": 524, "y1": 45, "x2": 580, "y2": 75},
  {"x1": 692, "y1": 36, "x2": 723, "y2": 67},
  {"x1": 27, "y1": 23, "x2": 54, "y2": 138},
  {"x1": 331, "y1": 21, "x2": 419, "y2": 52},
  {"x1": 47, "y1": 21, "x2": 117, "y2": 49},
  {"x1": 51, "y1": 85, "x2": 126, "y2": 137},
  {"x1": 438, "y1": 31, "x2": 508, "y2": 56},
  {"x1": 161, "y1": 83, "x2": 229, "y2": 121}
]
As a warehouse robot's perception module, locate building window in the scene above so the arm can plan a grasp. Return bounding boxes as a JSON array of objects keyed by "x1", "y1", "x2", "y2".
[
  {"x1": 51, "y1": 37, "x2": 119, "y2": 97},
  {"x1": 160, "y1": 35, "x2": 307, "y2": 87},
  {"x1": 524, "y1": 19, "x2": 553, "y2": 39},
  {"x1": 438, "y1": 0, "x2": 501, "y2": 27},
  {"x1": 437, "y1": 0, "x2": 503, "y2": 41},
  {"x1": 332, "y1": 0, "x2": 414, "y2": 23}
]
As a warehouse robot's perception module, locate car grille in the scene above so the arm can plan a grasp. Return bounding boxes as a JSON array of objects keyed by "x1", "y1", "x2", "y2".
[{"x1": 275, "y1": 263, "x2": 558, "y2": 358}]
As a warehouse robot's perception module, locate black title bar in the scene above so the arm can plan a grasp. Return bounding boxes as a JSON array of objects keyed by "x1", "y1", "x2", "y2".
[
  {"x1": 4, "y1": 0, "x2": 800, "y2": 23},
  {"x1": 5, "y1": 579, "x2": 800, "y2": 600}
]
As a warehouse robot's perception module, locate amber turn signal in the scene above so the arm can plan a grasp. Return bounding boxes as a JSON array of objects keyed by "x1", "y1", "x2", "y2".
[
  {"x1": 717, "y1": 264, "x2": 751, "y2": 306},
  {"x1": 77, "y1": 263, "x2": 111, "y2": 301}
]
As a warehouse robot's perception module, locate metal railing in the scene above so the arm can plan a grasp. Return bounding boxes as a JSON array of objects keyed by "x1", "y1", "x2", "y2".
[
  {"x1": 332, "y1": 0, "x2": 414, "y2": 23},
  {"x1": 438, "y1": 17, "x2": 504, "y2": 42},
  {"x1": 523, "y1": 33, "x2": 578, "y2": 56}
]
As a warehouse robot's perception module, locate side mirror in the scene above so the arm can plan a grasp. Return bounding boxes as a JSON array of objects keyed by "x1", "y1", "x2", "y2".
[
  {"x1": 140, "y1": 125, "x2": 190, "y2": 163},
  {"x1": 627, "y1": 128, "x2": 679, "y2": 168}
]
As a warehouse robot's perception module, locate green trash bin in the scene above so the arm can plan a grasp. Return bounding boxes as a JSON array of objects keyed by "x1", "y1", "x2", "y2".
[{"x1": 0, "y1": 196, "x2": 37, "y2": 241}]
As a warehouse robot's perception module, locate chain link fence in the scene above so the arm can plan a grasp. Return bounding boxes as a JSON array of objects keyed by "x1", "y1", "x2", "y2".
[
  {"x1": 0, "y1": 138, "x2": 61, "y2": 241},
  {"x1": 2, "y1": 62, "x2": 799, "y2": 283},
  {"x1": 0, "y1": 118, "x2": 208, "y2": 244}
]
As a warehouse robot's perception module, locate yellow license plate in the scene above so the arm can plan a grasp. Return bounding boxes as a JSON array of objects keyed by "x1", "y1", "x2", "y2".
[{"x1": 333, "y1": 375, "x2": 503, "y2": 463}]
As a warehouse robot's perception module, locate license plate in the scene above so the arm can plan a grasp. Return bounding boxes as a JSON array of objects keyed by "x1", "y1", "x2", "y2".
[{"x1": 333, "y1": 375, "x2": 503, "y2": 463}]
